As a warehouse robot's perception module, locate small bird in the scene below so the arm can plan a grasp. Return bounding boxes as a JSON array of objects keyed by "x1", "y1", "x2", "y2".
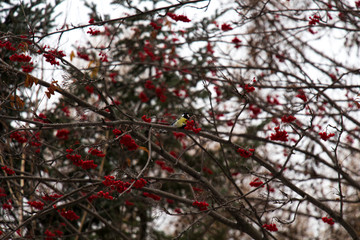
[{"x1": 171, "y1": 113, "x2": 191, "y2": 128}]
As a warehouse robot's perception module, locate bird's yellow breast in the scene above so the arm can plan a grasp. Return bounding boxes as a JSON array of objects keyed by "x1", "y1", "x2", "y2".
[{"x1": 173, "y1": 117, "x2": 188, "y2": 128}]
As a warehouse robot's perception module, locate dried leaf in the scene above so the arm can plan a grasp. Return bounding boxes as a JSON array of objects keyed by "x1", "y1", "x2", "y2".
[
  {"x1": 90, "y1": 61, "x2": 100, "y2": 78},
  {"x1": 70, "y1": 50, "x2": 75, "y2": 61},
  {"x1": 138, "y1": 146, "x2": 149, "y2": 155},
  {"x1": 48, "y1": 87, "x2": 54, "y2": 95},
  {"x1": 151, "y1": 31, "x2": 157, "y2": 39},
  {"x1": 19, "y1": 42, "x2": 29, "y2": 52},
  {"x1": 10, "y1": 95, "x2": 25, "y2": 110},
  {"x1": 24, "y1": 75, "x2": 31, "y2": 88},
  {"x1": 24, "y1": 74, "x2": 39, "y2": 88},
  {"x1": 87, "y1": 60, "x2": 94, "y2": 68},
  {"x1": 164, "y1": 19, "x2": 172, "y2": 29}
]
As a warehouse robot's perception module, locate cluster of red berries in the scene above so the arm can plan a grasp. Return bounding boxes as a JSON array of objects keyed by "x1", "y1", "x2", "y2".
[
  {"x1": 308, "y1": 14, "x2": 320, "y2": 25},
  {"x1": 202, "y1": 166, "x2": 213, "y2": 174},
  {"x1": 155, "y1": 87, "x2": 167, "y2": 102},
  {"x1": 249, "y1": 178, "x2": 264, "y2": 188},
  {"x1": 42, "y1": 193, "x2": 63, "y2": 202},
  {"x1": 192, "y1": 201, "x2": 209, "y2": 211},
  {"x1": 141, "y1": 115, "x2": 151, "y2": 123},
  {"x1": 87, "y1": 28, "x2": 101, "y2": 35},
  {"x1": 43, "y1": 49, "x2": 66, "y2": 66},
  {"x1": 2, "y1": 166, "x2": 15, "y2": 175},
  {"x1": 66, "y1": 149, "x2": 97, "y2": 170},
  {"x1": 56, "y1": 129, "x2": 70, "y2": 140},
  {"x1": 150, "y1": 22, "x2": 162, "y2": 30},
  {"x1": 45, "y1": 229, "x2": 63, "y2": 240},
  {"x1": 232, "y1": 37, "x2": 241, "y2": 48},
  {"x1": 243, "y1": 84, "x2": 255, "y2": 93},
  {"x1": 322, "y1": 217, "x2": 335, "y2": 225},
  {"x1": 296, "y1": 89, "x2": 307, "y2": 102},
  {"x1": 102, "y1": 176, "x2": 147, "y2": 194},
  {"x1": 184, "y1": 120, "x2": 201, "y2": 133},
  {"x1": 120, "y1": 134, "x2": 139, "y2": 151},
  {"x1": 59, "y1": 209, "x2": 79, "y2": 221},
  {"x1": 281, "y1": 115, "x2": 296, "y2": 123},
  {"x1": 155, "y1": 160, "x2": 174, "y2": 173},
  {"x1": 9, "y1": 53, "x2": 31, "y2": 62},
  {"x1": 0, "y1": 40, "x2": 16, "y2": 51},
  {"x1": 88, "y1": 148, "x2": 106, "y2": 157},
  {"x1": 97, "y1": 191, "x2": 113, "y2": 200},
  {"x1": 27, "y1": 200, "x2": 45, "y2": 210},
  {"x1": 221, "y1": 23, "x2": 233, "y2": 31},
  {"x1": 143, "y1": 192, "x2": 161, "y2": 201},
  {"x1": 166, "y1": 12, "x2": 191, "y2": 22},
  {"x1": 10, "y1": 131, "x2": 28, "y2": 143},
  {"x1": 270, "y1": 126, "x2": 289, "y2": 142},
  {"x1": 262, "y1": 223, "x2": 278, "y2": 232},
  {"x1": 237, "y1": 148, "x2": 255, "y2": 158},
  {"x1": 319, "y1": 132, "x2": 335, "y2": 141}
]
